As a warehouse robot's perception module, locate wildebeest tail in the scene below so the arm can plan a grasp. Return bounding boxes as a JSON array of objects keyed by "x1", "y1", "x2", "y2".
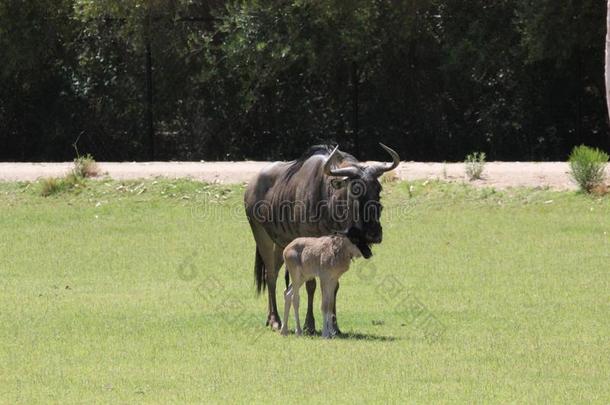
[{"x1": 254, "y1": 247, "x2": 266, "y2": 294}]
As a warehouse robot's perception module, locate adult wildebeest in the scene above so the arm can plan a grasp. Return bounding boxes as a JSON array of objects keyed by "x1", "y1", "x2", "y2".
[{"x1": 244, "y1": 143, "x2": 399, "y2": 332}]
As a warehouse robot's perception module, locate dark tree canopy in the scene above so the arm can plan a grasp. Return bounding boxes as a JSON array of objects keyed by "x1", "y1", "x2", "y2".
[{"x1": 0, "y1": 0, "x2": 608, "y2": 161}]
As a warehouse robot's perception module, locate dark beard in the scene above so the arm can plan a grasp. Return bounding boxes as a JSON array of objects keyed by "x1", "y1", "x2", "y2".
[
  {"x1": 346, "y1": 227, "x2": 373, "y2": 259},
  {"x1": 357, "y1": 242, "x2": 373, "y2": 259}
]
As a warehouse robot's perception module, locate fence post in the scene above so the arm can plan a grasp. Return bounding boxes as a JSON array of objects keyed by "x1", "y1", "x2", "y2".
[
  {"x1": 351, "y1": 61, "x2": 360, "y2": 158},
  {"x1": 144, "y1": 10, "x2": 155, "y2": 161},
  {"x1": 145, "y1": 41, "x2": 155, "y2": 160}
]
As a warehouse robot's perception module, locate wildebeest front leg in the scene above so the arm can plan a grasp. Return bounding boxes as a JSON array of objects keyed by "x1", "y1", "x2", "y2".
[
  {"x1": 304, "y1": 279, "x2": 316, "y2": 334},
  {"x1": 321, "y1": 277, "x2": 338, "y2": 339}
]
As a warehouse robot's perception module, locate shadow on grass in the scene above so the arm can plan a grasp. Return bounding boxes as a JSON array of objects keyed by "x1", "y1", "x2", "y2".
[
  {"x1": 336, "y1": 332, "x2": 397, "y2": 342},
  {"x1": 293, "y1": 330, "x2": 397, "y2": 342}
]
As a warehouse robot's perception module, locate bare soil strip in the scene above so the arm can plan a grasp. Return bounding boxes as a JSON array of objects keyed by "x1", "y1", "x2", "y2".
[{"x1": 1, "y1": 161, "x2": 608, "y2": 190}]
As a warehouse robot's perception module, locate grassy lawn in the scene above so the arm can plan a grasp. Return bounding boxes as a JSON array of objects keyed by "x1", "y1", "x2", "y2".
[{"x1": 0, "y1": 178, "x2": 608, "y2": 403}]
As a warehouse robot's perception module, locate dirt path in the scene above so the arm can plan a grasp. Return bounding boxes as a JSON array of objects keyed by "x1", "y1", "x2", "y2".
[{"x1": 1, "y1": 161, "x2": 607, "y2": 190}]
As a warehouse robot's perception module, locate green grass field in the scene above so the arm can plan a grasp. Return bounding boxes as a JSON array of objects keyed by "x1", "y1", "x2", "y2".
[{"x1": 0, "y1": 178, "x2": 608, "y2": 403}]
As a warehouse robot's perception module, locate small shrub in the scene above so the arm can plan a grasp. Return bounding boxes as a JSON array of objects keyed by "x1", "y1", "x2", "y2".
[
  {"x1": 568, "y1": 145, "x2": 609, "y2": 193},
  {"x1": 73, "y1": 154, "x2": 99, "y2": 178},
  {"x1": 464, "y1": 152, "x2": 486, "y2": 181}
]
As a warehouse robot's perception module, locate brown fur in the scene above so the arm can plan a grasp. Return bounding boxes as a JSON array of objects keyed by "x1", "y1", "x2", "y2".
[{"x1": 281, "y1": 235, "x2": 361, "y2": 338}]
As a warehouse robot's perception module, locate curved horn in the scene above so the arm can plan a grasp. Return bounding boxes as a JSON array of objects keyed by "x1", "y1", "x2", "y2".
[
  {"x1": 368, "y1": 143, "x2": 400, "y2": 177},
  {"x1": 323, "y1": 146, "x2": 360, "y2": 178}
]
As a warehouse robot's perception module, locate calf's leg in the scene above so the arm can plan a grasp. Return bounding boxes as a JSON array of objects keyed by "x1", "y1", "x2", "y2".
[
  {"x1": 280, "y1": 285, "x2": 292, "y2": 336},
  {"x1": 293, "y1": 285, "x2": 302, "y2": 336}
]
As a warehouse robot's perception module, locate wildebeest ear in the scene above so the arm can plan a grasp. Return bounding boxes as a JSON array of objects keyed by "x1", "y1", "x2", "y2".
[{"x1": 330, "y1": 178, "x2": 348, "y2": 189}]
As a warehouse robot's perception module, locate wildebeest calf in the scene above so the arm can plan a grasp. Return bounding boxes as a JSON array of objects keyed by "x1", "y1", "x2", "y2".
[{"x1": 281, "y1": 235, "x2": 362, "y2": 338}]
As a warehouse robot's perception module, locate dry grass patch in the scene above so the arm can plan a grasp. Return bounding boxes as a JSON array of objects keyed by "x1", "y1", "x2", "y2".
[{"x1": 73, "y1": 154, "x2": 100, "y2": 178}]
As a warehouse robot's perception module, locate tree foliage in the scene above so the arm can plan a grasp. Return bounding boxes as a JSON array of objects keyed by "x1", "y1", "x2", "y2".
[{"x1": 0, "y1": 0, "x2": 608, "y2": 161}]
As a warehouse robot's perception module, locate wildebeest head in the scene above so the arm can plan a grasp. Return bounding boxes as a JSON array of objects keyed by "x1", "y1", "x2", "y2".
[{"x1": 324, "y1": 143, "x2": 399, "y2": 256}]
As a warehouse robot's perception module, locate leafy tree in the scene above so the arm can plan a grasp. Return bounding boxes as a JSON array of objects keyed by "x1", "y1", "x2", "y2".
[
  {"x1": 0, "y1": 0, "x2": 78, "y2": 160},
  {"x1": 0, "y1": 0, "x2": 608, "y2": 161}
]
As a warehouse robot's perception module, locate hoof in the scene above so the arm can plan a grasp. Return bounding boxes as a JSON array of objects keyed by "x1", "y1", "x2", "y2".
[
  {"x1": 322, "y1": 330, "x2": 338, "y2": 339},
  {"x1": 303, "y1": 318, "x2": 316, "y2": 335},
  {"x1": 280, "y1": 326, "x2": 289, "y2": 336},
  {"x1": 332, "y1": 318, "x2": 342, "y2": 336},
  {"x1": 267, "y1": 314, "x2": 281, "y2": 331},
  {"x1": 295, "y1": 328, "x2": 303, "y2": 336}
]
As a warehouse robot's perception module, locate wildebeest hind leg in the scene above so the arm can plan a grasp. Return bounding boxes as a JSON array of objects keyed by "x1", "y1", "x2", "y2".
[
  {"x1": 304, "y1": 279, "x2": 316, "y2": 335},
  {"x1": 264, "y1": 244, "x2": 284, "y2": 330},
  {"x1": 250, "y1": 222, "x2": 283, "y2": 330}
]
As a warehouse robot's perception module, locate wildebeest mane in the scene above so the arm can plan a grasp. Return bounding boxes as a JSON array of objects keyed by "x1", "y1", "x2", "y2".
[{"x1": 281, "y1": 144, "x2": 334, "y2": 182}]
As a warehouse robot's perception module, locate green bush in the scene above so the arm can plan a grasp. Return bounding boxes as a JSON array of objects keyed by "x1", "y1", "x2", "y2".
[
  {"x1": 568, "y1": 145, "x2": 609, "y2": 193},
  {"x1": 464, "y1": 152, "x2": 486, "y2": 181}
]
